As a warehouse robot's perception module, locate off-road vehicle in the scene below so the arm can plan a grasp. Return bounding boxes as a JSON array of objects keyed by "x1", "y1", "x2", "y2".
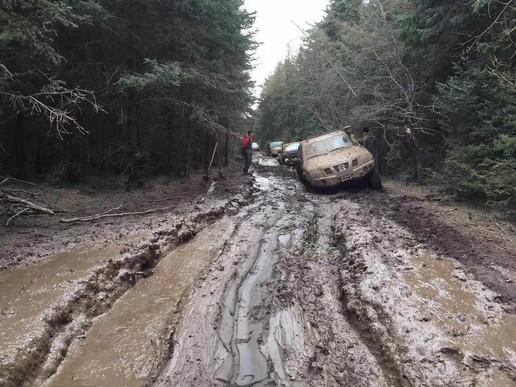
[
  {"x1": 279, "y1": 142, "x2": 300, "y2": 166},
  {"x1": 267, "y1": 141, "x2": 284, "y2": 158},
  {"x1": 297, "y1": 130, "x2": 382, "y2": 190}
]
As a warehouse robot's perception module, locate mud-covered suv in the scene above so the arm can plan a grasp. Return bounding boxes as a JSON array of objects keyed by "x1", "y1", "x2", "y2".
[
  {"x1": 297, "y1": 130, "x2": 382, "y2": 190},
  {"x1": 279, "y1": 142, "x2": 300, "y2": 166}
]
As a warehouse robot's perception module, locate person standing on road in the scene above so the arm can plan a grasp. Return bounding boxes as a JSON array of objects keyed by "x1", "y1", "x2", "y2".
[{"x1": 242, "y1": 130, "x2": 253, "y2": 175}]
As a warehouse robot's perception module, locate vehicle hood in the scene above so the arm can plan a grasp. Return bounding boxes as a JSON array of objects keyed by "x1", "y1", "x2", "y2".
[
  {"x1": 304, "y1": 146, "x2": 372, "y2": 172},
  {"x1": 284, "y1": 149, "x2": 299, "y2": 156}
]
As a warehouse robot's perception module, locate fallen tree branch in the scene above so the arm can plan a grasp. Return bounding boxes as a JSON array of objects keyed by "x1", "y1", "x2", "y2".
[
  {"x1": 5, "y1": 188, "x2": 42, "y2": 196},
  {"x1": 59, "y1": 206, "x2": 174, "y2": 224},
  {"x1": 0, "y1": 176, "x2": 42, "y2": 188},
  {"x1": 99, "y1": 204, "x2": 123, "y2": 216},
  {"x1": 5, "y1": 208, "x2": 29, "y2": 226},
  {"x1": 4, "y1": 193, "x2": 54, "y2": 215}
]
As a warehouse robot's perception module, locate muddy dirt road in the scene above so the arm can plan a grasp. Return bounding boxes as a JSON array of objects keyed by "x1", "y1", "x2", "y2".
[{"x1": 1, "y1": 161, "x2": 515, "y2": 386}]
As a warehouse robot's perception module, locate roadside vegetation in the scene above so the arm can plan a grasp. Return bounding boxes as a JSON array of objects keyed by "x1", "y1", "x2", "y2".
[
  {"x1": 255, "y1": 0, "x2": 516, "y2": 208},
  {"x1": 0, "y1": 0, "x2": 255, "y2": 181}
]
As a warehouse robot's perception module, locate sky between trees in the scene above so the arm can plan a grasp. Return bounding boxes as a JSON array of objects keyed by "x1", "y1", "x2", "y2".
[{"x1": 244, "y1": 0, "x2": 329, "y2": 97}]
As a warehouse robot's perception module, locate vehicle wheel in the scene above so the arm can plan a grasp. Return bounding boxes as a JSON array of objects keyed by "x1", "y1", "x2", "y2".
[
  {"x1": 297, "y1": 166, "x2": 311, "y2": 185},
  {"x1": 367, "y1": 168, "x2": 383, "y2": 191},
  {"x1": 296, "y1": 165, "x2": 305, "y2": 181}
]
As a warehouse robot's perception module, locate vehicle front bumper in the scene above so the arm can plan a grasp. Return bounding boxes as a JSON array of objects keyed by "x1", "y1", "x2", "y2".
[
  {"x1": 283, "y1": 156, "x2": 299, "y2": 165},
  {"x1": 309, "y1": 160, "x2": 375, "y2": 187}
]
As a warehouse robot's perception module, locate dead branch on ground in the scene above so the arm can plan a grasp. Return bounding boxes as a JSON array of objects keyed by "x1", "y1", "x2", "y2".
[
  {"x1": 59, "y1": 205, "x2": 174, "y2": 224},
  {"x1": 2, "y1": 192, "x2": 54, "y2": 215},
  {"x1": 0, "y1": 176, "x2": 42, "y2": 188},
  {"x1": 0, "y1": 177, "x2": 56, "y2": 225},
  {"x1": 5, "y1": 208, "x2": 30, "y2": 226}
]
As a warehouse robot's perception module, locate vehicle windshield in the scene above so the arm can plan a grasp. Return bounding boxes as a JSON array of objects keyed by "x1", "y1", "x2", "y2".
[
  {"x1": 305, "y1": 134, "x2": 352, "y2": 159},
  {"x1": 285, "y1": 143, "x2": 300, "y2": 152},
  {"x1": 270, "y1": 142, "x2": 283, "y2": 148}
]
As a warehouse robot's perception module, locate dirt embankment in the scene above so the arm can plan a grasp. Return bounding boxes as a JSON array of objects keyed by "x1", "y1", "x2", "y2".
[{"x1": 0, "y1": 164, "x2": 250, "y2": 271}]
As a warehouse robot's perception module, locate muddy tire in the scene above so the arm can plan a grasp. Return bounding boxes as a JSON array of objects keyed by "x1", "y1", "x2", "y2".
[
  {"x1": 367, "y1": 168, "x2": 383, "y2": 191},
  {"x1": 296, "y1": 166, "x2": 315, "y2": 191},
  {"x1": 296, "y1": 165, "x2": 305, "y2": 182}
]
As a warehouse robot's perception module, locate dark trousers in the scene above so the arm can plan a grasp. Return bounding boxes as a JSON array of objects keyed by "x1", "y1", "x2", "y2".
[{"x1": 243, "y1": 149, "x2": 252, "y2": 174}]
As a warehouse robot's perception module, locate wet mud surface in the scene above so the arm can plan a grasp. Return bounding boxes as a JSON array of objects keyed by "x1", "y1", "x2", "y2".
[
  {"x1": 0, "y1": 166, "x2": 251, "y2": 271},
  {"x1": 378, "y1": 194, "x2": 516, "y2": 311},
  {"x1": 0, "y1": 160, "x2": 515, "y2": 386}
]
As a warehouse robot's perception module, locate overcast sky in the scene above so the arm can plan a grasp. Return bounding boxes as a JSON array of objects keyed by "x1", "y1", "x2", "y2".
[{"x1": 244, "y1": 0, "x2": 329, "y2": 97}]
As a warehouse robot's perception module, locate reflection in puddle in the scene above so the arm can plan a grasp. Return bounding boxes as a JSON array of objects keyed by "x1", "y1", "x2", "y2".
[{"x1": 403, "y1": 252, "x2": 516, "y2": 384}]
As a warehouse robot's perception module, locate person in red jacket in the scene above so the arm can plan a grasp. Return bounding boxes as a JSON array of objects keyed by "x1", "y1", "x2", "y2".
[{"x1": 242, "y1": 130, "x2": 253, "y2": 175}]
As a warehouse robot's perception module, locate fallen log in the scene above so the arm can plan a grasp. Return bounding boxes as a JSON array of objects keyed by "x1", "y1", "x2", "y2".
[
  {"x1": 4, "y1": 193, "x2": 54, "y2": 215},
  {"x1": 59, "y1": 206, "x2": 174, "y2": 224},
  {"x1": 5, "y1": 189, "x2": 42, "y2": 196},
  {"x1": 99, "y1": 204, "x2": 123, "y2": 215}
]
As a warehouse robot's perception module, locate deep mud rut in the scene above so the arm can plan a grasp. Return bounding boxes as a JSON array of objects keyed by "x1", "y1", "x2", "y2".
[{"x1": 1, "y1": 162, "x2": 515, "y2": 386}]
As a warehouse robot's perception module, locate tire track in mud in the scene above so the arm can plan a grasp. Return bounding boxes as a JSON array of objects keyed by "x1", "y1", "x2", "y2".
[
  {"x1": 329, "y1": 214, "x2": 411, "y2": 387},
  {"x1": 158, "y1": 176, "x2": 396, "y2": 386},
  {"x1": 214, "y1": 207, "x2": 287, "y2": 385},
  {"x1": 48, "y1": 215, "x2": 242, "y2": 387},
  {"x1": 157, "y1": 177, "x2": 419, "y2": 386},
  {"x1": 154, "y1": 174, "x2": 303, "y2": 386},
  {"x1": 330, "y1": 196, "x2": 516, "y2": 386},
  {"x1": 0, "y1": 187, "x2": 256, "y2": 387},
  {"x1": 269, "y1": 199, "x2": 390, "y2": 387}
]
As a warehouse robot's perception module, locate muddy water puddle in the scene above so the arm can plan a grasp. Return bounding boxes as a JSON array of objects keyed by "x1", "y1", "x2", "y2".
[
  {"x1": 257, "y1": 158, "x2": 280, "y2": 168},
  {"x1": 0, "y1": 246, "x2": 121, "y2": 355},
  {"x1": 47, "y1": 217, "x2": 236, "y2": 387},
  {"x1": 404, "y1": 252, "x2": 516, "y2": 382}
]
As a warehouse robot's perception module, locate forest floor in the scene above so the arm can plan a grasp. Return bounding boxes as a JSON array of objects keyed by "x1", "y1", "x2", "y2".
[
  {"x1": 0, "y1": 161, "x2": 249, "y2": 270},
  {"x1": 0, "y1": 155, "x2": 515, "y2": 386}
]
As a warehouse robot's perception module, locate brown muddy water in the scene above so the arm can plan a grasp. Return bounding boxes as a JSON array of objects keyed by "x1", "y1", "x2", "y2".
[
  {"x1": 1, "y1": 162, "x2": 515, "y2": 387},
  {"x1": 47, "y1": 217, "x2": 237, "y2": 387},
  {"x1": 0, "y1": 246, "x2": 121, "y2": 357},
  {"x1": 404, "y1": 252, "x2": 516, "y2": 381}
]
